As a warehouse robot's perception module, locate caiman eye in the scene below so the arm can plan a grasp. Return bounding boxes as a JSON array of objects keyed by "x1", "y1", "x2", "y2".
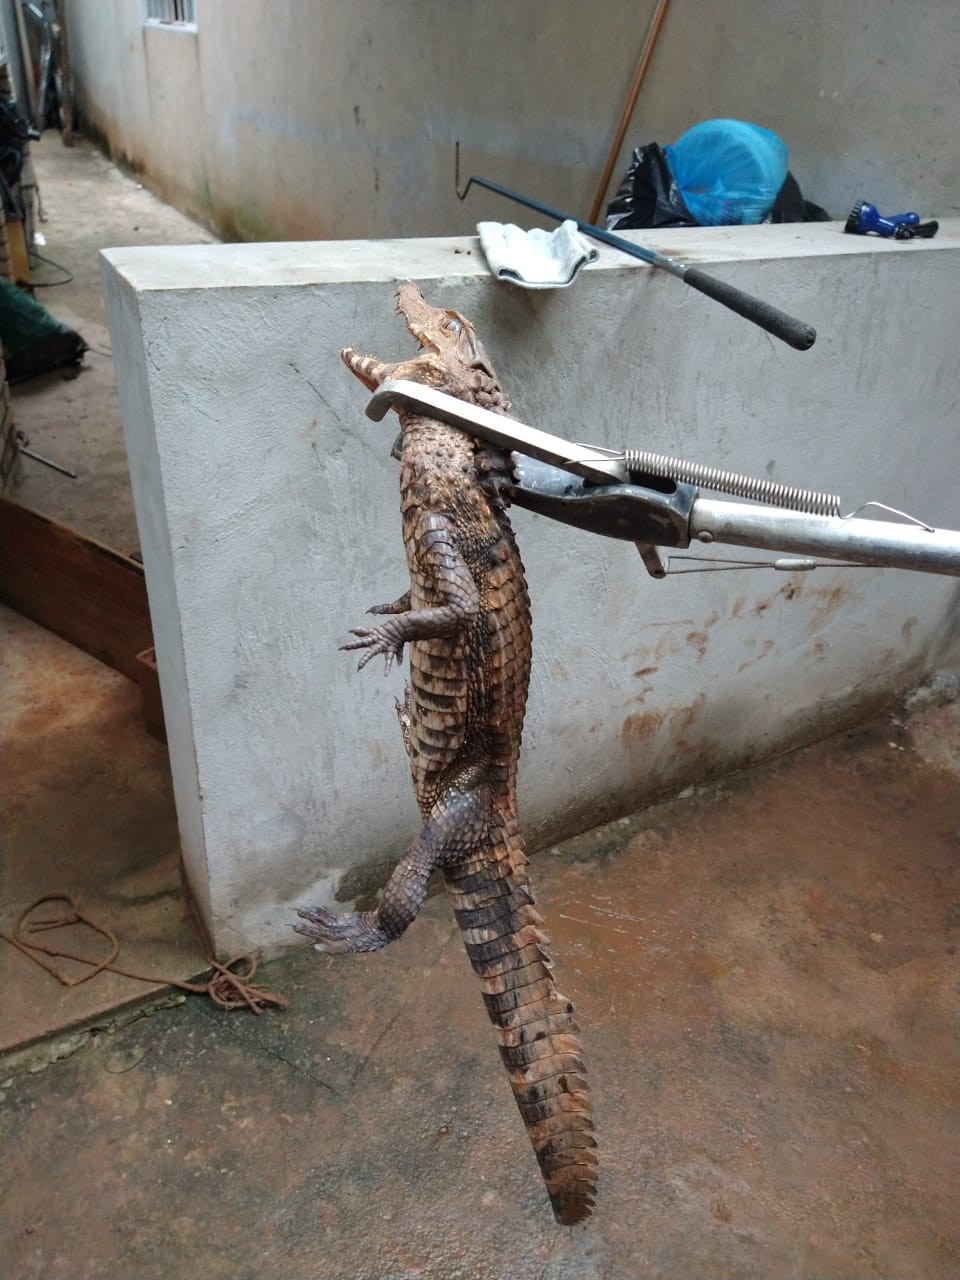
[{"x1": 442, "y1": 314, "x2": 462, "y2": 334}]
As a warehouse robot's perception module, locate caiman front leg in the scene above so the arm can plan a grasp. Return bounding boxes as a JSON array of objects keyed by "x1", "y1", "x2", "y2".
[
  {"x1": 367, "y1": 590, "x2": 411, "y2": 616},
  {"x1": 358, "y1": 592, "x2": 412, "y2": 668},
  {"x1": 342, "y1": 515, "x2": 479, "y2": 672},
  {"x1": 295, "y1": 786, "x2": 493, "y2": 953}
]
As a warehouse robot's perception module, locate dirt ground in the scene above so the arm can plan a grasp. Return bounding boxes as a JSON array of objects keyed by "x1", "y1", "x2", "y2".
[{"x1": 2, "y1": 692, "x2": 958, "y2": 1280}]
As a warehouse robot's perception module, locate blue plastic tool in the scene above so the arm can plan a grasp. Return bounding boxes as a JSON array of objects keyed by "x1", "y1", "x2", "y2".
[{"x1": 844, "y1": 200, "x2": 939, "y2": 241}]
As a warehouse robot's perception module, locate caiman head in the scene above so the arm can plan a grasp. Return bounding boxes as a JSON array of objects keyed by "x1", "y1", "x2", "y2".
[
  {"x1": 393, "y1": 282, "x2": 498, "y2": 386},
  {"x1": 341, "y1": 283, "x2": 514, "y2": 504},
  {"x1": 341, "y1": 283, "x2": 502, "y2": 402}
]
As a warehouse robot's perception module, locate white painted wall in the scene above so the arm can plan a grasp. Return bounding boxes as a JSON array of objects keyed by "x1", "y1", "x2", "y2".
[
  {"x1": 102, "y1": 223, "x2": 960, "y2": 956},
  {"x1": 69, "y1": 0, "x2": 958, "y2": 241}
]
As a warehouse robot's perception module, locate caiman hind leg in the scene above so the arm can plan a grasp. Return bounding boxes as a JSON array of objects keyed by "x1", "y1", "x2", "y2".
[
  {"x1": 295, "y1": 786, "x2": 493, "y2": 954},
  {"x1": 395, "y1": 682, "x2": 412, "y2": 757},
  {"x1": 295, "y1": 831, "x2": 436, "y2": 954}
]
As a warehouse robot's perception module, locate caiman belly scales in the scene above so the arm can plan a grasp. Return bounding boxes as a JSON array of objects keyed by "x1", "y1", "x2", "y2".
[{"x1": 296, "y1": 284, "x2": 596, "y2": 1226}]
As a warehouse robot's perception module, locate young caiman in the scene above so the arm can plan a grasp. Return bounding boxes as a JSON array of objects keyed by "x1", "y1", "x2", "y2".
[{"x1": 295, "y1": 283, "x2": 596, "y2": 1226}]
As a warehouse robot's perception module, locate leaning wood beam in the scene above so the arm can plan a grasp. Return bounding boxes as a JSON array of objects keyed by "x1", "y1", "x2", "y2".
[
  {"x1": 0, "y1": 496, "x2": 152, "y2": 682},
  {"x1": 55, "y1": 0, "x2": 75, "y2": 146}
]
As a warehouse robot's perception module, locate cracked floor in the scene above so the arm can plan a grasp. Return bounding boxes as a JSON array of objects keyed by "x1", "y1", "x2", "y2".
[{"x1": 2, "y1": 694, "x2": 958, "y2": 1280}]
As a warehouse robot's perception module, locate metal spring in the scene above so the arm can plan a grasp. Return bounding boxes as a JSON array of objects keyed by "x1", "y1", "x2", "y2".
[{"x1": 623, "y1": 450, "x2": 841, "y2": 517}]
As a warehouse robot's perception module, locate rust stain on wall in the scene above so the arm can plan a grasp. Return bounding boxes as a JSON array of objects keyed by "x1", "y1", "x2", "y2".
[
  {"x1": 620, "y1": 709, "x2": 666, "y2": 747},
  {"x1": 670, "y1": 695, "x2": 706, "y2": 748},
  {"x1": 809, "y1": 581, "x2": 851, "y2": 630},
  {"x1": 620, "y1": 698, "x2": 706, "y2": 770},
  {"x1": 654, "y1": 631, "x2": 686, "y2": 662},
  {"x1": 686, "y1": 630, "x2": 709, "y2": 659},
  {"x1": 753, "y1": 581, "x2": 804, "y2": 617}
]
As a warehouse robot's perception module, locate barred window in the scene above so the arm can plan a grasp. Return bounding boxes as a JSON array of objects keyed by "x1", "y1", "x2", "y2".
[{"x1": 144, "y1": 0, "x2": 196, "y2": 24}]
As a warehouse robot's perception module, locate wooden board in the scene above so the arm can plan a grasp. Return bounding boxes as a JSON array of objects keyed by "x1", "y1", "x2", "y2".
[
  {"x1": 135, "y1": 646, "x2": 166, "y2": 742},
  {"x1": 0, "y1": 496, "x2": 153, "y2": 682}
]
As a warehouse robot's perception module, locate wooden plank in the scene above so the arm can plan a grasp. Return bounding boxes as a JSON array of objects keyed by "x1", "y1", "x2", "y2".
[
  {"x1": 0, "y1": 496, "x2": 152, "y2": 681},
  {"x1": 135, "y1": 646, "x2": 166, "y2": 742},
  {"x1": 12, "y1": 0, "x2": 37, "y2": 126},
  {"x1": 54, "y1": 0, "x2": 75, "y2": 147}
]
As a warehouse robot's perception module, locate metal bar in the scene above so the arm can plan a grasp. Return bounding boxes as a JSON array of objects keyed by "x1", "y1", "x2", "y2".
[
  {"x1": 454, "y1": 145, "x2": 817, "y2": 352},
  {"x1": 15, "y1": 431, "x2": 77, "y2": 478},
  {"x1": 18, "y1": 445, "x2": 77, "y2": 478},
  {"x1": 364, "y1": 382, "x2": 960, "y2": 576},
  {"x1": 366, "y1": 380, "x2": 628, "y2": 484},
  {"x1": 690, "y1": 498, "x2": 960, "y2": 577}
]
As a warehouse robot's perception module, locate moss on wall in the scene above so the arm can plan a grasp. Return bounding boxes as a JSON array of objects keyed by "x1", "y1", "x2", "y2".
[
  {"x1": 78, "y1": 109, "x2": 290, "y2": 244},
  {"x1": 76, "y1": 111, "x2": 146, "y2": 180}
]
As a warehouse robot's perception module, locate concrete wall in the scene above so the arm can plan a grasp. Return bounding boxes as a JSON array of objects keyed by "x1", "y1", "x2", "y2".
[
  {"x1": 69, "y1": 1, "x2": 959, "y2": 242},
  {"x1": 102, "y1": 223, "x2": 960, "y2": 957}
]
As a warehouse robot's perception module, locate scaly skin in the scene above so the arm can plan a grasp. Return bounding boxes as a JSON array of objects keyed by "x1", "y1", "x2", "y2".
[{"x1": 295, "y1": 284, "x2": 596, "y2": 1226}]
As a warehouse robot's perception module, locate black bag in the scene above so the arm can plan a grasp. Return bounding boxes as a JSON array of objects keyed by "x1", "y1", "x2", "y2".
[
  {"x1": 605, "y1": 143, "x2": 694, "y2": 230},
  {"x1": 605, "y1": 143, "x2": 830, "y2": 231}
]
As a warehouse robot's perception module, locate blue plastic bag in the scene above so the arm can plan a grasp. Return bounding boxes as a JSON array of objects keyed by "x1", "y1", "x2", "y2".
[{"x1": 663, "y1": 119, "x2": 788, "y2": 227}]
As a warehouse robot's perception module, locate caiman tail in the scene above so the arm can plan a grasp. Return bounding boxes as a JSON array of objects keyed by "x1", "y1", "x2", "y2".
[{"x1": 443, "y1": 809, "x2": 597, "y2": 1226}]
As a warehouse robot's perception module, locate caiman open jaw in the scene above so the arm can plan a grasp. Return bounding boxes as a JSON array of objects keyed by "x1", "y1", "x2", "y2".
[{"x1": 394, "y1": 281, "x2": 441, "y2": 349}]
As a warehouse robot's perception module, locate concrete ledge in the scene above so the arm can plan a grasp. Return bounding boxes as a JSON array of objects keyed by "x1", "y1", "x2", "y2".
[
  {"x1": 102, "y1": 222, "x2": 960, "y2": 955},
  {"x1": 102, "y1": 220, "x2": 960, "y2": 291}
]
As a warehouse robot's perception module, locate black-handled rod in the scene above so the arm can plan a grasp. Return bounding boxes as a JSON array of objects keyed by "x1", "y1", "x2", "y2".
[{"x1": 455, "y1": 143, "x2": 816, "y2": 352}]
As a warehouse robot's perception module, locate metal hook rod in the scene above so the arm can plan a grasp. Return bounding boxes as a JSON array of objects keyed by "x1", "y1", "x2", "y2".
[
  {"x1": 454, "y1": 142, "x2": 817, "y2": 352},
  {"x1": 14, "y1": 430, "x2": 77, "y2": 479}
]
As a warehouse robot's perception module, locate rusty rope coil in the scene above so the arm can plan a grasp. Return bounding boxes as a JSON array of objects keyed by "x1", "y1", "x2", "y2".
[{"x1": 1, "y1": 894, "x2": 288, "y2": 1015}]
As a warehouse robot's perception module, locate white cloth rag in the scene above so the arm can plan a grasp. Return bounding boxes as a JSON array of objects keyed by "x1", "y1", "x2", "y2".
[{"x1": 476, "y1": 219, "x2": 599, "y2": 289}]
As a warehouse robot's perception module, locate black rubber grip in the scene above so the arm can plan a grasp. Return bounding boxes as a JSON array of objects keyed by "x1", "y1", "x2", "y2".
[{"x1": 682, "y1": 267, "x2": 816, "y2": 351}]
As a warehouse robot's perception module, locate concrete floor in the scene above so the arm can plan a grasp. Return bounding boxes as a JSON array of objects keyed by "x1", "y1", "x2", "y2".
[
  {"x1": 0, "y1": 604, "x2": 204, "y2": 1050},
  {"x1": 1, "y1": 138, "x2": 216, "y2": 1049},
  {"x1": 11, "y1": 135, "x2": 215, "y2": 550},
  {"x1": 2, "y1": 138, "x2": 958, "y2": 1279},
  {"x1": 1, "y1": 692, "x2": 958, "y2": 1280}
]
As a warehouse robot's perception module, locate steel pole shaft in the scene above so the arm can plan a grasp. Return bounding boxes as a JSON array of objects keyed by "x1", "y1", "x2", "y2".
[{"x1": 690, "y1": 499, "x2": 960, "y2": 577}]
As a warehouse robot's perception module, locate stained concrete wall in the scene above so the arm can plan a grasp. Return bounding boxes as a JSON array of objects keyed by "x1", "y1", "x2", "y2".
[
  {"x1": 69, "y1": 1, "x2": 958, "y2": 242},
  {"x1": 102, "y1": 223, "x2": 960, "y2": 957}
]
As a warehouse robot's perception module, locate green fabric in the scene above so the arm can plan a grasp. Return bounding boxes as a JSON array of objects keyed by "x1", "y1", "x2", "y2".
[{"x1": 0, "y1": 276, "x2": 66, "y2": 353}]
